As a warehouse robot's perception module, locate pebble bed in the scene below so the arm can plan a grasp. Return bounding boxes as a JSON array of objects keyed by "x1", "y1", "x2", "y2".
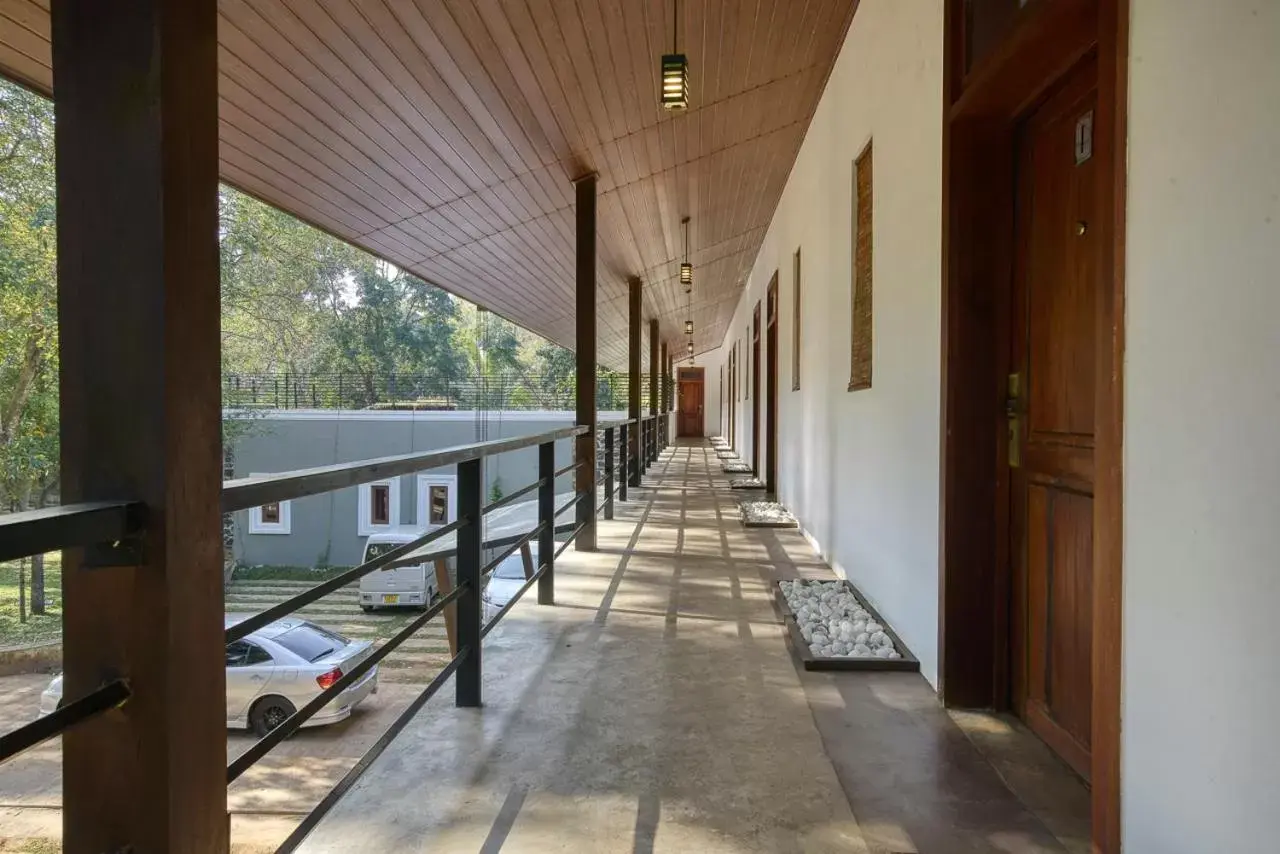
[{"x1": 779, "y1": 579, "x2": 902, "y2": 660}]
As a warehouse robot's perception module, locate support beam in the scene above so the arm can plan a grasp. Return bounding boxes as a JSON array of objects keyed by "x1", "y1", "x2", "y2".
[
  {"x1": 649, "y1": 319, "x2": 660, "y2": 418},
  {"x1": 52, "y1": 0, "x2": 226, "y2": 850},
  {"x1": 659, "y1": 342, "x2": 668, "y2": 447},
  {"x1": 574, "y1": 173, "x2": 597, "y2": 551},
  {"x1": 628, "y1": 278, "x2": 642, "y2": 487}
]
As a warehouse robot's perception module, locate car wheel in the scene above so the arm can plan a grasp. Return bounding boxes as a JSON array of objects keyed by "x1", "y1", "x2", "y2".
[
  {"x1": 249, "y1": 696, "x2": 296, "y2": 737},
  {"x1": 361, "y1": 605, "x2": 374, "y2": 613}
]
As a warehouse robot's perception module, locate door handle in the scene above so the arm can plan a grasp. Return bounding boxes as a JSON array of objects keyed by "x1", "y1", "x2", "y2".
[
  {"x1": 1006, "y1": 372, "x2": 1022, "y2": 469},
  {"x1": 250, "y1": 674, "x2": 265, "y2": 681}
]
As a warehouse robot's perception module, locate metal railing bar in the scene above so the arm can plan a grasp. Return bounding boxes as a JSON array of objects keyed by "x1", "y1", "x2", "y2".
[
  {"x1": 227, "y1": 582, "x2": 469, "y2": 783},
  {"x1": 0, "y1": 679, "x2": 131, "y2": 765},
  {"x1": 554, "y1": 523, "x2": 587, "y2": 560},
  {"x1": 479, "y1": 523, "x2": 546, "y2": 578},
  {"x1": 273, "y1": 646, "x2": 469, "y2": 854},
  {"x1": 480, "y1": 563, "x2": 549, "y2": 639},
  {"x1": 0, "y1": 501, "x2": 146, "y2": 564},
  {"x1": 553, "y1": 460, "x2": 583, "y2": 479},
  {"x1": 553, "y1": 491, "x2": 584, "y2": 520},
  {"x1": 596, "y1": 495, "x2": 610, "y2": 516},
  {"x1": 597, "y1": 418, "x2": 636, "y2": 428},
  {"x1": 222, "y1": 426, "x2": 588, "y2": 512},
  {"x1": 226, "y1": 518, "x2": 467, "y2": 644},
  {"x1": 481, "y1": 477, "x2": 544, "y2": 516}
]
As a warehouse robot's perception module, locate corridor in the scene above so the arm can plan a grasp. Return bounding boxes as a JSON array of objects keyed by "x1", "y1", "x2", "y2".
[{"x1": 299, "y1": 440, "x2": 1088, "y2": 854}]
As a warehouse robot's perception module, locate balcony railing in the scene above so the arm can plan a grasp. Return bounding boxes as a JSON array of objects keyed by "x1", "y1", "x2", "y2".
[{"x1": 0, "y1": 411, "x2": 672, "y2": 852}]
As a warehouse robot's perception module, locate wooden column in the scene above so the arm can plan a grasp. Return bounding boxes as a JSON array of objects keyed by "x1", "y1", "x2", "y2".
[
  {"x1": 659, "y1": 342, "x2": 668, "y2": 446},
  {"x1": 52, "y1": 1, "x2": 226, "y2": 851},
  {"x1": 574, "y1": 173, "x2": 597, "y2": 551},
  {"x1": 649, "y1": 319, "x2": 660, "y2": 417},
  {"x1": 628, "y1": 278, "x2": 642, "y2": 487}
]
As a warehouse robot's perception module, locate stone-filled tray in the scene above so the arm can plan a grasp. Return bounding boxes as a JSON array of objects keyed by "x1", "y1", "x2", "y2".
[
  {"x1": 773, "y1": 579, "x2": 920, "y2": 672},
  {"x1": 715, "y1": 449, "x2": 738, "y2": 460},
  {"x1": 729, "y1": 477, "x2": 766, "y2": 490},
  {"x1": 739, "y1": 500, "x2": 797, "y2": 528},
  {"x1": 722, "y1": 461, "x2": 753, "y2": 474}
]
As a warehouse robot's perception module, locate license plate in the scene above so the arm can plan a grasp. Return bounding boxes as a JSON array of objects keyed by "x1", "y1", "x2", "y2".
[{"x1": 382, "y1": 594, "x2": 399, "y2": 605}]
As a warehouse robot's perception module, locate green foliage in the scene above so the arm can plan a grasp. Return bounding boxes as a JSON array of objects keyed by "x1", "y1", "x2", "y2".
[
  {"x1": 488, "y1": 478, "x2": 504, "y2": 504},
  {"x1": 0, "y1": 82, "x2": 57, "y2": 512},
  {"x1": 231, "y1": 564, "x2": 354, "y2": 582},
  {"x1": 0, "y1": 553, "x2": 62, "y2": 646}
]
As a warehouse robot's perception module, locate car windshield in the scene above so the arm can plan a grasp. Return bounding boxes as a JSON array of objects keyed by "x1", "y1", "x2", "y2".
[
  {"x1": 273, "y1": 623, "x2": 349, "y2": 662},
  {"x1": 492, "y1": 556, "x2": 528, "y2": 580}
]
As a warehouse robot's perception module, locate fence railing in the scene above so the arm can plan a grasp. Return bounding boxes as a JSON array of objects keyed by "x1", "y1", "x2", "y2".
[
  {"x1": 221, "y1": 371, "x2": 638, "y2": 412},
  {"x1": 0, "y1": 409, "x2": 673, "y2": 852}
]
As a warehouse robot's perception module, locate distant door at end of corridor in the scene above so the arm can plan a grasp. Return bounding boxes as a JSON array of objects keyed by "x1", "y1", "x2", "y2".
[{"x1": 677, "y1": 367, "x2": 704, "y2": 437}]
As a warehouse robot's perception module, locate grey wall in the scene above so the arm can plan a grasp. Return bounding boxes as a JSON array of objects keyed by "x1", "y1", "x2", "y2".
[{"x1": 230, "y1": 410, "x2": 624, "y2": 568}]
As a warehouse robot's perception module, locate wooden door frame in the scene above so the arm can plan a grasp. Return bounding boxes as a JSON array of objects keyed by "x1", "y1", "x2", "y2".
[
  {"x1": 938, "y1": 0, "x2": 1126, "y2": 850},
  {"x1": 765, "y1": 273, "x2": 780, "y2": 494},
  {"x1": 677, "y1": 367, "x2": 705, "y2": 437},
  {"x1": 751, "y1": 301, "x2": 762, "y2": 474}
]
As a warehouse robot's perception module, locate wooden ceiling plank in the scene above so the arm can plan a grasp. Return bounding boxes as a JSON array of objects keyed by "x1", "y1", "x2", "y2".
[
  {"x1": 274, "y1": 0, "x2": 486, "y2": 195},
  {"x1": 218, "y1": 12, "x2": 443, "y2": 210},
  {"x1": 218, "y1": 97, "x2": 404, "y2": 227},
  {"x1": 355, "y1": 0, "x2": 542, "y2": 184}
]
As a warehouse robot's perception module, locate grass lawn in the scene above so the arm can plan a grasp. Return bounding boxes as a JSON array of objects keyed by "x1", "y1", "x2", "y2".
[
  {"x1": 0, "y1": 553, "x2": 62, "y2": 648},
  {"x1": 230, "y1": 564, "x2": 354, "y2": 583}
]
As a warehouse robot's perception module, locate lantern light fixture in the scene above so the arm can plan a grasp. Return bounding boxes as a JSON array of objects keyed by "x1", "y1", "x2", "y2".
[
  {"x1": 680, "y1": 216, "x2": 692, "y2": 292},
  {"x1": 684, "y1": 319, "x2": 694, "y2": 335},
  {"x1": 660, "y1": 0, "x2": 689, "y2": 111}
]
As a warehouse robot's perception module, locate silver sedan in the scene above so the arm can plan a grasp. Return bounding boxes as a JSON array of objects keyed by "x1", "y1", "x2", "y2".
[{"x1": 39, "y1": 615, "x2": 378, "y2": 736}]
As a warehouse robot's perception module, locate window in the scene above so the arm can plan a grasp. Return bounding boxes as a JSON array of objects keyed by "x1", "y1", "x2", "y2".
[
  {"x1": 417, "y1": 475, "x2": 457, "y2": 529},
  {"x1": 225, "y1": 641, "x2": 272, "y2": 667},
  {"x1": 275, "y1": 622, "x2": 349, "y2": 662},
  {"x1": 358, "y1": 478, "x2": 401, "y2": 535},
  {"x1": 248, "y1": 475, "x2": 291, "y2": 534},
  {"x1": 792, "y1": 247, "x2": 802, "y2": 391},
  {"x1": 850, "y1": 141, "x2": 874, "y2": 391}
]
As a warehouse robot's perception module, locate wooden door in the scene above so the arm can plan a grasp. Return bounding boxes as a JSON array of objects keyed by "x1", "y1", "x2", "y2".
[
  {"x1": 765, "y1": 275, "x2": 779, "y2": 493},
  {"x1": 728, "y1": 346, "x2": 735, "y2": 446},
  {"x1": 1009, "y1": 59, "x2": 1099, "y2": 781},
  {"x1": 677, "y1": 368, "x2": 704, "y2": 436},
  {"x1": 751, "y1": 302, "x2": 761, "y2": 474}
]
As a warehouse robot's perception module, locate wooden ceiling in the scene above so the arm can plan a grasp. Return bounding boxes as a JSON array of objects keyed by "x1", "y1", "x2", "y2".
[{"x1": 1, "y1": 0, "x2": 855, "y2": 368}]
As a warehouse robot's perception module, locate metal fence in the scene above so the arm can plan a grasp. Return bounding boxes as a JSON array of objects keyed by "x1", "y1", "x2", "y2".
[
  {"x1": 222, "y1": 371, "x2": 636, "y2": 412},
  {"x1": 0, "y1": 411, "x2": 673, "y2": 852}
]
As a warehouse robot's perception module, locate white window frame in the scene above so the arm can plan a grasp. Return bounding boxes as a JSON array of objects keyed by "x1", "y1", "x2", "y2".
[
  {"x1": 248, "y1": 474, "x2": 292, "y2": 534},
  {"x1": 358, "y1": 478, "x2": 401, "y2": 536},
  {"x1": 416, "y1": 474, "x2": 457, "y2": 530}
]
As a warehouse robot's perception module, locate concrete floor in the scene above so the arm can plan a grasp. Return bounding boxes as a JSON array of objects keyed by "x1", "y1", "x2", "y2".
[{"x1": 299, "y1": 439, "x2": 1088, "y2": 854}]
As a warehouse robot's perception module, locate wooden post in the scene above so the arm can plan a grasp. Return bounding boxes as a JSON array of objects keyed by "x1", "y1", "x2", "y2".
[
  {"x1": 628, "y1": 279, "x2": 642, "y2": 488},
  {"x1": 537, "y1": 440, "x2": 556, "y2": 604},
  {"x1": 434, "y1": 559, "x2": 457, "y2": 655},
  {"x1": 52, "y1": 0, "x2": 226, "y2": 850},
  {"x1": 456, "y1": 458, "x2": 483, "y2": 707},
  {"x1": 659, "y1": 342, "x2": 668, "y2": 449},
  {"x1": 574, "y1": 173, "x2": 598, "y2": 551},
  {"x1": 649, "y1": 319, "x2": 660, "y2": 419}
]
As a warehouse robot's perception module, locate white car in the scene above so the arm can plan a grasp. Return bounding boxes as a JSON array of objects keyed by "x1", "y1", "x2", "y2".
[
  {"x1": 40, "y1": 615, "x2": 378, "y2": 736},
  {"x1": 359, "y1": 528, "x2": 440, "y2": 611},
  {"x1": 482, "y1": 542, "x2": 539, "y2": 623}
]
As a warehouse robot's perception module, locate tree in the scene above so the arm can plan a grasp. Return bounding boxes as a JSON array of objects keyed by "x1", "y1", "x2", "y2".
[{"x1": 0, "y1": 81, "x2": 57, "y2": 613}]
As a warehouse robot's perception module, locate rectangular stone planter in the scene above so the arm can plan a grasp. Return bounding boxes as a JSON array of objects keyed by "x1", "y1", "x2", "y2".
[{"x1": 773, "y1": 580, "x2": 920, "y2": 672}]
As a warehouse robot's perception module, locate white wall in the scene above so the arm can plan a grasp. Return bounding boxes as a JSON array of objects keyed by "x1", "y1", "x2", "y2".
[
  {"x1": 698, "y1": 346, "x2": 725, "y2": 437},
  {"x1": 1123, "y1": 2, "x2": 1280, "y2": 850},
  {"x1": 720, "y1": 0, "x2": 944, "y2": 683}
]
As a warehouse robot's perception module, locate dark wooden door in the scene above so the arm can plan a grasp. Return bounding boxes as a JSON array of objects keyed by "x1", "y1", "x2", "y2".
[
  {"x1": 677, "y1": 368, "x2": 705, "y2": 436},
  {"x1": 751, "y1": 302, "x2": 761, "y2": 474},
  {"x1": 1009, "y1": 60, "x2": 1099, "y2": 781},
  {"x1": 765, "y1": 275, "x2": 779, "y2": 493}
]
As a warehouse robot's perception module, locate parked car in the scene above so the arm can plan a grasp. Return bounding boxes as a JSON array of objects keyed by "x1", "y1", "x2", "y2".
[
  {"x1": 40, "y1": 615, "x2": 378, "y2": 736},
  {"x1": 359, "y1": 528, "x2": 440, "y2": 611},
  {"x1": 482, "y1": 542, "x2": 538, "y2": 623}
]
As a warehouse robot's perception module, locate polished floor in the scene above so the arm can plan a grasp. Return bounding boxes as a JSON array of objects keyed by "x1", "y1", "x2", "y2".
[{"x1": 300, "y1": 439, "x2": 1088, "y2": 854}]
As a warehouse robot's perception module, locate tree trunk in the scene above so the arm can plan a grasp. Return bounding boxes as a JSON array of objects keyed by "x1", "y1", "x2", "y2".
[{"x1": 30, "y1": 552, "x2": 46, "y2": 616}]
